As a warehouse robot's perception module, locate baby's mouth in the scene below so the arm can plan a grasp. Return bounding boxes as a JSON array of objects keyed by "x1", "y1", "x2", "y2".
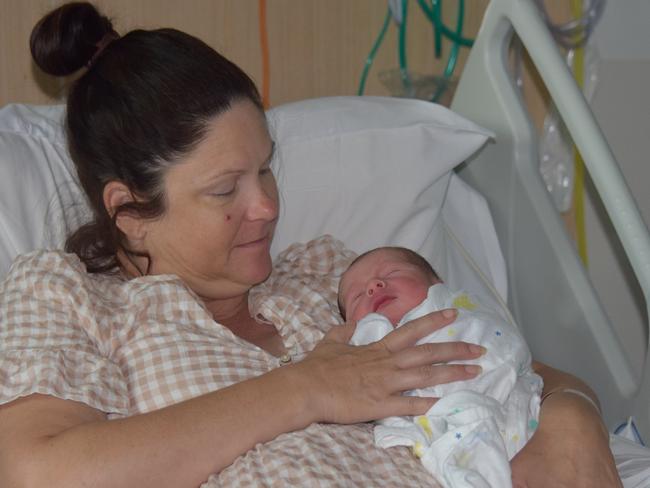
[{"x1": 372, "y1": 295, "x2": 395, "y2": 313}]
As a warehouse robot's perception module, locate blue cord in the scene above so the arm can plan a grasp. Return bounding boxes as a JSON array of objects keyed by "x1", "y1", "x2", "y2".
[
  {"x1": 614, "y1": 418, "x2": 646, "y2": 446},
  {"x1": 432, "y1": 0, "x2": 442, "y2": 58},
  {"x1": 358, "y1": 0, "x2": 475, "y2": 100},
  {"x1": 358, "y1": 7, "x2": 392, "y2": 96},
  {"x1": 427, "y1": 0, "x2": 466, "y2": 102},
  {"x1": 398, "y1": 0, "x2": 412, "y2": 93},
  {"x1": 417, "y1": 0, "x2": 474, "y2": 47}
]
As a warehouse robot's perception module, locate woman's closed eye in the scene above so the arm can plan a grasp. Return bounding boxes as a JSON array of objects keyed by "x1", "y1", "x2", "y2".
[{"x1": 211, "y1": 180, "x2": 237, "y2": 197}]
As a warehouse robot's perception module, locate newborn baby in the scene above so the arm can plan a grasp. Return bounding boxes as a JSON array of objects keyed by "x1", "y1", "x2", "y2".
[{"x1": 338, "y1": 246, "x2": 543, "y2": 488}]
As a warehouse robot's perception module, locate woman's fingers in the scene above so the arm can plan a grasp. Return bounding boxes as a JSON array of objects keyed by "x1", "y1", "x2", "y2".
[
  {"x1": 393, "y1": 340, "x2": 485, "y2": 369},
  {"x1": 323, "y1": 322, "x2": 357, "y2": 343},
  {"x1": 306, "y1": 309, "x2": 488, "y2": 423},
  {"x1": 378, "y1": 309, "x2": 458, "y2": 352},
  {"x1": 326, "y1": 309, "x2": 462, "y2": 353},
  {"x1": 374, "y1": 394, "x2": 437, "y2": 419},
  {"x1": 390, "y1": 363, "x2": 482, "y2": 395}
]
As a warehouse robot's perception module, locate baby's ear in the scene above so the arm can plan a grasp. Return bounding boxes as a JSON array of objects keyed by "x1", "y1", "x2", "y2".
[{"x1": 102, "y1": 181, "x2": 147, "y2": 242}]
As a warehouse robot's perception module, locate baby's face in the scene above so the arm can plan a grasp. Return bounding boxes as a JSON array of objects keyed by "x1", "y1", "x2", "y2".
[{"x1": 339, "y1": 248, "x2": 437, "y2": 326}]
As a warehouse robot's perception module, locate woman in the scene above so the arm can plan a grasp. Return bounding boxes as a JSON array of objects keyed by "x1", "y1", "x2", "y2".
[{"x1": 0, "y1": 3, "x2": 620, "y2": 487}]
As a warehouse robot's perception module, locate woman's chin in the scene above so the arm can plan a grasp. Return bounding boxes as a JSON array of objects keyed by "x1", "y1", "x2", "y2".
[{"x1": 243, "y1": 257, "x2": 273, "y2": 286}]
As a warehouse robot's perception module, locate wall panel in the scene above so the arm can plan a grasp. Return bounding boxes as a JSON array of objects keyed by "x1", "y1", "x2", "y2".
[{"x1": 1, "y1": 0, "x2": 490, "y2": 107}]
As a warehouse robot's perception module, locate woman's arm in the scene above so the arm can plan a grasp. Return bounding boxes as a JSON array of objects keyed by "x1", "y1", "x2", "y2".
[
  {"x1": 0, "y1": 366, "x2": 311, "y2": 488},
  {"x1": 0, "y1": 310, "x2": 482, "y2": 488},
  {"x1": 510, "y1": 361, "x2": 622, "y2": 488}
]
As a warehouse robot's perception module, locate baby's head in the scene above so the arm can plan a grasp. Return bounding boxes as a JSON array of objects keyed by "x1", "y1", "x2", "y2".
[{"x1": 338, "y1": 246, "x2": 441, "y2": 326}]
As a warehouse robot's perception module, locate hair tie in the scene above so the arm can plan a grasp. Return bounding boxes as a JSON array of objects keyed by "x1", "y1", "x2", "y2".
[{"x1": 87, "y1": 31, "x2": 120, "y2": 68}]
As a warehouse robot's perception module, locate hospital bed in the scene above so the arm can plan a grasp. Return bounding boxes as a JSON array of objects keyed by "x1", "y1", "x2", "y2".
[
  {"x1": 450, "y1": 0, "x2": 650, "y2": 440},
  {"x1": 0, "y1": 0, "x2": 647, "y2": 446}
]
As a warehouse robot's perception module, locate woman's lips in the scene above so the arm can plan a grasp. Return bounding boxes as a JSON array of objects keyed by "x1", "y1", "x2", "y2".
[
  {"x1": 372, "y1": 295, "x2": 395, "y2": 313},
  {"x1": 235, "y1": 234, "x2": 270, "y2": 249}
]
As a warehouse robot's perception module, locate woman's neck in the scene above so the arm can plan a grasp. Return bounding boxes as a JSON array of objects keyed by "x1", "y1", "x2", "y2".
[
  {"x1": 210, "y1": 294, "x2": 287, "y2": 357},
  {"x1": 206, "y1": 294, "x2": 251, "y2": 326},
  {"x1": 116, "y1": 251, "x2": 285, "y2": 355}
]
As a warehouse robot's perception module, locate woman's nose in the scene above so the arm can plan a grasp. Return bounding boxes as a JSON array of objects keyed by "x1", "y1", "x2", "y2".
[
  {"x1": 247, "y1": 184, "x2": 279, "y2": 221},
  {"x1": 366, "y1": 279, "x2": 385, "y2": 296}
]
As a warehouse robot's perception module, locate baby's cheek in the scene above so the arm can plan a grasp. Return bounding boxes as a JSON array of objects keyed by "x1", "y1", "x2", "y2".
[
  {"x1": 349, "y1": 308, "x2": 361, "y2": 323},
  {"x1": 349, "y1": 304, "x2": 366, "y2": 324}
]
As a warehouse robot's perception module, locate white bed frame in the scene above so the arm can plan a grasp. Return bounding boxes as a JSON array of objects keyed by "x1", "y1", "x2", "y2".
[{"x1": 452, "y1": 0, "x2": 650, "y2": 438}]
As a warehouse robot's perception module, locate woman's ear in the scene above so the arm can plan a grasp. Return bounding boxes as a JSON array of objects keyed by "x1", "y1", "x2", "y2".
[{"x1": 103, "y1": 181, "x2": 147, "y2": 242}]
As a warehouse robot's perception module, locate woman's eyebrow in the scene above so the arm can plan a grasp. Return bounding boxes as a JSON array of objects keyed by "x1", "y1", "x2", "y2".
[
  {"x1": 197, "y1": 168, "x2": 245, "y2": 188},
  {"x1": 197, "y1": 141, "x2": 276, "y2": 186}
]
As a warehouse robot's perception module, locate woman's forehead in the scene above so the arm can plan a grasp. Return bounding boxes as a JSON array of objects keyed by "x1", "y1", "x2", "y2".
[{"x1": 165, "y1": 101, "x2": 271, "y2": 184}]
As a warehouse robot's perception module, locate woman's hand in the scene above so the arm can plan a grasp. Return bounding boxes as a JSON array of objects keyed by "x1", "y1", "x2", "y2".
[
  {"x1": 293, "y1": 309, "x2": 485, "y2": 425},
  {"x1": 511, "y1": 375, "x2": 622, "y2": 487}
]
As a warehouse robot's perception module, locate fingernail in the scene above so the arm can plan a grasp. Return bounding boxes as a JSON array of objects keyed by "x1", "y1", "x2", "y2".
[
  {"x1": 442, "y1": 308, "x2": 457, "y2": 318},
  {"x1": 464, "y1": 365, "x2": 482, "y2": 375},
  {"x1": 470, "y1": 345, "x2": 487, "y2": 356}
]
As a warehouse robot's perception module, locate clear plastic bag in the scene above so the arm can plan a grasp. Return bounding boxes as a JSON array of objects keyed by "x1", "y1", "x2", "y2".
[
  {"x1": 378, "y1": 68, "x2": 458, "y2": 107},
  {"x1": 538, "y1": 43, "x2": 600, "y2": 212}
]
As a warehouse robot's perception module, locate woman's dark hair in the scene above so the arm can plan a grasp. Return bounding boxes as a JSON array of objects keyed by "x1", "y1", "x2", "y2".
[{"x1": 30, "y1": 2, "x2": 263, "y2": 274}]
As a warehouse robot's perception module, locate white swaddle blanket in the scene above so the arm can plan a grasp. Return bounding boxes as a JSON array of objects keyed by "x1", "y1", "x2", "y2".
[{"x1": 350, "y1": 284, "x2": 543, "y2": 488}]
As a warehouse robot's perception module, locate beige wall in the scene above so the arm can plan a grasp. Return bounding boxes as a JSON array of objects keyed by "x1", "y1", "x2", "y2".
[
  {"x1": 0, "y1": 1, "x2": 574, "y2": 123},
  {"x1": 1, "y1": 0, "x2": 490, "y2": 107}
]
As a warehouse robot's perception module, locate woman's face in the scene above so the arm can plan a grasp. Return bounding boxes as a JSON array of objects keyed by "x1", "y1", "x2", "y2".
[{"x1": 140, "y1": 99, "x2": 279, "y2": 301}]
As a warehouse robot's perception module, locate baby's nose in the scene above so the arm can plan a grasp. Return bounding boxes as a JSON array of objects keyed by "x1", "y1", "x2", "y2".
[{"x1": 366, "y1": 279, "x2": 385, "y2": 296}]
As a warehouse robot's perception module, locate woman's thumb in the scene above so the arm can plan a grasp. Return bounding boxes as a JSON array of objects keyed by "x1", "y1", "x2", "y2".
[{"x1": 324, "y1": 322, "x2": 357, "y2": 343}]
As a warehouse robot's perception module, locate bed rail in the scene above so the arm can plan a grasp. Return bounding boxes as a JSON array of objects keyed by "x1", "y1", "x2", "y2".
[{"x1": 452, "y1": 0, "x2": 650, "y2": 437}]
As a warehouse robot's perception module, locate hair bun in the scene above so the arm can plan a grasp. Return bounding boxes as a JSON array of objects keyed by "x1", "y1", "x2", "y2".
[{"x1": 30, "y1": 1, "x2": 115, "y2": 76}]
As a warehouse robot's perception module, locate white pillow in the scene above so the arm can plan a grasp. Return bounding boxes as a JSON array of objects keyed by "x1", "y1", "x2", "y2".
[
  {"x1": 268, "y1": 96, "x2": 493, "y2": 272},
  {"x1": 0, "y1": 104, "x2": 87, "y2": 278},
  {"x1": 0, "y1": 97, "x2": 494, "y2": 293}
]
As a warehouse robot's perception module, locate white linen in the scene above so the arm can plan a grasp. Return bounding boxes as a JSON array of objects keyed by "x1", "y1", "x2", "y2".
[
  {"x1": 350, "y1": 284, "x2": 543, "y2": 488},
  {"x1": 611, "y1": 434, "x2": 650, "y2": 488},
  {"x1": 0, "y1": 104, "x2": 87, "y2": 278},
  {"x1": 267, "y1": 96, "x2": 505, "y2": 305}
]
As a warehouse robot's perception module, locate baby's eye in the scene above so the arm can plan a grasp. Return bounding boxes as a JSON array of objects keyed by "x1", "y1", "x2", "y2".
[{"x1": 349, "y1": 292, "x2": 363, "y2": 305}]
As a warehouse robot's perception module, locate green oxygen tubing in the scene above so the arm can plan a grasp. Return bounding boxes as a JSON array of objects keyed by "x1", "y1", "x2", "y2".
[{"x1": 358, "y1": 0, "x2": 474, "y2": 102}]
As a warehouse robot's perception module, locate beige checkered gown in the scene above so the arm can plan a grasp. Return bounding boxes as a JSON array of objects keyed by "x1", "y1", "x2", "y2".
[{"x1": 0, "y1": 236, "x2": 441, "y2": 487}]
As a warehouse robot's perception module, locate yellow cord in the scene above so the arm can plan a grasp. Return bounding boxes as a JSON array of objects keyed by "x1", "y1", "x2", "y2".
[{"x1": 570, "y1": 0, "x2": 588, "y2": 266}]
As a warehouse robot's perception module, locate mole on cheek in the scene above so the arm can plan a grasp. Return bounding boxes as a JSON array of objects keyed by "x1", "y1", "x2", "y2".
[{"x1": 225, "y1": 215, "x2": 231, "y2": 221}]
